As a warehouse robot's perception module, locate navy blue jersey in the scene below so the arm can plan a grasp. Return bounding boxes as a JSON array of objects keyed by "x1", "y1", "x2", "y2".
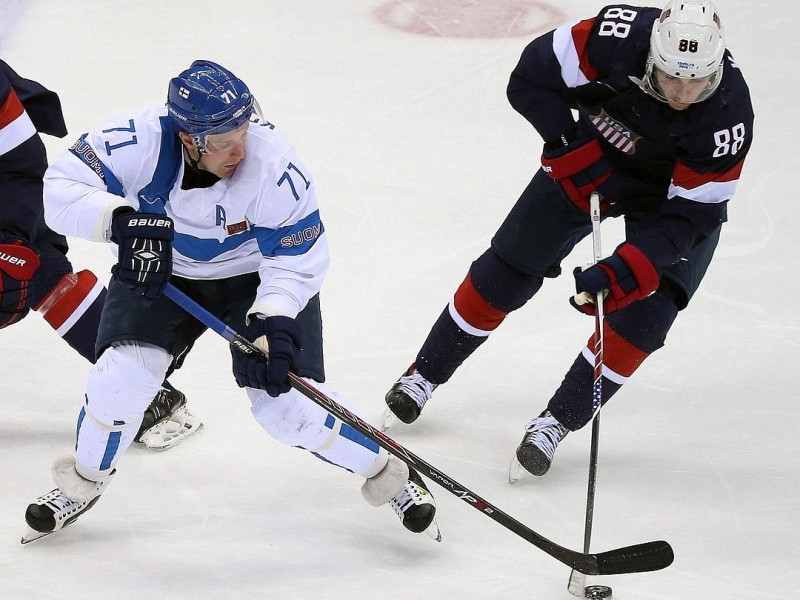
[
  {"x1": 0, "y1": 61, "x2": 67, "y2": 247},
  {"x1": 507, "y1": 5, "x2": 754, "y2": 268}
]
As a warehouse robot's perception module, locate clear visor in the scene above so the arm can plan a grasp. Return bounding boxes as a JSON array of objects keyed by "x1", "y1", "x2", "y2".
[
  {"x1": 639, "y1": 57, "x2": 723, "y2": 105},
  {"x1": 192, "y1": 97, "x2": 263, "y2": 153}
]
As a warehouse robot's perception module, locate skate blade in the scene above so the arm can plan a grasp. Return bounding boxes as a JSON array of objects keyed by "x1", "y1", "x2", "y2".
[
  {"x1": 138, "y1": 406, "x2": 204, "y2": 451},
  {"x1": 508, "y1": 455, "x2": 526, "y2": 484},
  {"x1": 424, "y1": 518, "x2": 442, "y2": 542},
  {"x1": 21, "y1": 527, "x2": 53, "y2": 544},
  {"x1": 379, "y1": 407, "x2": 399, "y2": 432}
]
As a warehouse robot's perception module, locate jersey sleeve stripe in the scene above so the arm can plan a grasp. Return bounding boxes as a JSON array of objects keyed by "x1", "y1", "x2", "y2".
[
  {"x1": 0, "y1": 90, "x2": 36, "y2": 156},
  {"x1": 669, "y1": 158, "x2": 744, "y2": 202},
  {"x1": 0, "y1": 87, "x2": 24, "y2": 127},
  {"x1": 551, "y1": 18, "x2": 598, "y2": 88},
  {"x1": 673, "y1": 158, "x2": 744, "y2": 187},
  {"x1": 668, "y1": 179, "x2": 738, "y2": 203}
]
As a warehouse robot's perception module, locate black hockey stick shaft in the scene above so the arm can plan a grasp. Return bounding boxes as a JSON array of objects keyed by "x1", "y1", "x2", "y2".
[
  {"x1": 569, "y1": 192, "x2": 606, "y2": 595},
  {"x1": 163, "y1": 282, "x2": 673, "y2": 576}
]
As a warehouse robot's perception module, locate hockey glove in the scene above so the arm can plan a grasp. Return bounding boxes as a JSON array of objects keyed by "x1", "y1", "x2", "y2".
[
  {"x1": 232, "y1": 315, "x2": 302, "y2": 397},
  {"x1": 541, "y1": 127, "x2": 618, "y2": 211},
  {"x1": 570, "y1": 243, "x2": 660, "y2": 315},
  {"x1": 110, "y1": 208, "x2": 174, "y2": 301},
  {"x1": 0, "y1": 235, "x2": 41, "y2": 328}
]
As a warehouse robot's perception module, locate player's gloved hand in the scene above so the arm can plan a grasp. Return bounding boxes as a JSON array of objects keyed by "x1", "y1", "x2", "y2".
[
  {"x1": 570, "y1": 243, "x2": 660, "y2": 315},
  {"x1": 110, "y1": 207, "x2": 174, "y2": 300},
  {"x1": 0, "y1": 234, "x2": 41, "y2": 328},
  {"x1": 541, "y1": 126, "x2": 618, "y2": 210},
  {"x1": 232, "y1": 315, "x2": 302, "y2": 397}
]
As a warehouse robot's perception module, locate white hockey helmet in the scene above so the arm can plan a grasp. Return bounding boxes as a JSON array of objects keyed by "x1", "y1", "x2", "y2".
[{"x1": 641, "y1": 0, "x2": 725, "y2": 103}]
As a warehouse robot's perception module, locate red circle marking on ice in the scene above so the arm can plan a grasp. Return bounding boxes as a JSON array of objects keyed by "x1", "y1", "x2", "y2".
[{"x1": 374, "y1": 0, "x2": 565, "y2": 39}]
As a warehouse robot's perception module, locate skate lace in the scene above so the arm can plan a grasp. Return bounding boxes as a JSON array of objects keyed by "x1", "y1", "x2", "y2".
[
  {"x1": 390, "y1": 480, "x2": 424, "y2": 518},
  {"x1": 397, "y1": 370, "x2": 437, "y2": 410},
  {"x1": 40, "y1": 489, "x2": 86, "y2": 523},
  {"x1": 41, "y1": 490, "x2": 78, "y2": 511},
  {"x1": 522, "y1": 414, "x2": 568, "y2": 462},
  {"x1": 147, "y1": 388, "x2": 185, "y2": 422}
]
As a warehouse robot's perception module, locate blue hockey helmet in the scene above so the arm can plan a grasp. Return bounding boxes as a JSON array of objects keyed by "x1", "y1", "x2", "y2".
[{"x1": 166, "y1": 60, "x2": 254, "y2": 151}]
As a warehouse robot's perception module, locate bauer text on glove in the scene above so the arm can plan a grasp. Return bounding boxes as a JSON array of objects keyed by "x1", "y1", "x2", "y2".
[{"x1": 110, "y1": 208, "x2": 174, "y2": 301}]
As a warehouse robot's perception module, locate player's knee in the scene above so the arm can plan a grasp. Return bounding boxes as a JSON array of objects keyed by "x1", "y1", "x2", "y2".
[
  {"x1": 85, "y1": 342, "x2": 171, "y2": 427},
  {"x1": 470, "y1": 249, "x2": 543, "y2": 312},
  {"x1": 606, "y1": 290, "x2": 679, "y2": 354},
  {"x1": 249, "y1": 387, "x2": 332, "y2": 448}
]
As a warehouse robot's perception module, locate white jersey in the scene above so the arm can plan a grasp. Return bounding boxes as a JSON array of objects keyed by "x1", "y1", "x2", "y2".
[{"x1": 43, "y1": 105, "x2": 329, "y2": 318}]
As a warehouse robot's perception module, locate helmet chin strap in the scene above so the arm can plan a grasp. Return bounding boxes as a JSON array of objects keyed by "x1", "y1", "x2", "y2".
[
  {"x1": 630, "y1": 56, "x2": 669, "y2": 103},
  {"x1": 630, "y1": 55, "x2": 721, "y2": 105},
  {"x1": 180, "y1": 146, "x2": 221, "y2": 189},
  {"x1": 183, "y1": 145, "x2": 204, "y2": 171}
]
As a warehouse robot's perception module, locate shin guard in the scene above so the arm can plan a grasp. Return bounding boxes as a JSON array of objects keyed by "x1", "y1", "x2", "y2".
[
  {"x1": 548, "y1": 292, "x2": 679, "y2": 430},
  {"x1": 417, "y1": 250, "x2": 542, "y2": 383}
]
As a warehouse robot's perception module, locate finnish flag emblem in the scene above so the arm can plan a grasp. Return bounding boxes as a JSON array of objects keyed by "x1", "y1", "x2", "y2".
[{"x1": 179, "y1": 87, "x2": 190, "y2": 99}]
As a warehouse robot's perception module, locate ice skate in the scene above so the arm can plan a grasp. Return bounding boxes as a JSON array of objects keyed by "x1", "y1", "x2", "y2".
[
  {"x1": 381, "y1": 364, "x2": 437, "y2": 430},
  {"x1": 362, "y1": 455, "x2": 441, "y2": 540},
  {"x1": 136, "y1": 383, "x2": 203, "y2": 451},
  {"x1": 511, "y1": 410, "x2": 569, "y2": 479},
  {"x1": 22, "y1": 457, "x2": 115, "y2": 544},
  {"x1": 391, "y1": 467, "x2": 440, "y2": 540}
]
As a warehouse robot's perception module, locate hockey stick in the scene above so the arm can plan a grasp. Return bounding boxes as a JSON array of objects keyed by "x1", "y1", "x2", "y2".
[
  {"x1": 163, "y1": 282, "x2": 673, "y2": 576},
  {"x1": 568, "y1": 192, "x2": 606, "y2": 596}
]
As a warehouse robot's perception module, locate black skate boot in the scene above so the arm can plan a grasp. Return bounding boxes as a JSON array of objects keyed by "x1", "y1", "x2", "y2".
[
  {"x1": 136, "y1": 382, "x2": 203, "y2": 450},
  {"x1": 514, "y1": 410, "x2": 570, "y2": 477},
  {"x1": 382, "y1": 364, "x2": 438, "y2": 427},
  {"x1": 391, "y1": 467, "x2": 439, "y2": 538}
]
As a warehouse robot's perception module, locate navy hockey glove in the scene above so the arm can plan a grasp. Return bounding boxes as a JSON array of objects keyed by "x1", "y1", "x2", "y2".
[
  {"x1": 0, "y1": 235, "x2": 41, "y2": 328},
  {"x1": 110, "y1": 208, "x2": 174, "y2": 301},
  {"x1": 541, "y1": 128, "x2": 618, "y2": 211},
  {"x1": 232, "y1": 315, "x2": 302, "y2": 397},
  {"x1": 570, "y1": 243, "x2": 660, "y2": 315}
]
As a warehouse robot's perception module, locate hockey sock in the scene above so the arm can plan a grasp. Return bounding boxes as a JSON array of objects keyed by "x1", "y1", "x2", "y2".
[
  {"x1": 417, "y1": 249, "x2": 542, "y2": 383},
  {"x1": 548, "y1": 291, "x2": 679, "y2": 430},
  {"x1": 35, "y1": 270, "x2": 106, "y2": 363}
]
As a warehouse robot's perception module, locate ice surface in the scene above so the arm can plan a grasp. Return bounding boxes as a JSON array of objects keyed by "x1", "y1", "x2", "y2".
[{"x1": 1, "y1": 1, "x2": 797, "y2": 598}]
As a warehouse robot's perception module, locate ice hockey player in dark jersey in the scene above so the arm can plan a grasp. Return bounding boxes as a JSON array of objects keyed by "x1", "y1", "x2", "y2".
[
  {"x1": 382, "y1": 0, "x2": 754, "y2": 477},
  {"x1": 0, "y1": 61, "x2": 201, "y2": 450}
]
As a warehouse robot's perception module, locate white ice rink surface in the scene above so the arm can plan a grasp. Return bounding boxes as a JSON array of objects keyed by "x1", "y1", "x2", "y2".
[{"x1": 1, "y1": 1, "x2": 798, "y2": 598}]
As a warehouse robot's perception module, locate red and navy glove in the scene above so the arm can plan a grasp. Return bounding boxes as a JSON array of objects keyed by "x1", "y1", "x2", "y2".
[
  {"x1": 110, "y1": 208, "x2": 174, "y2": 301},
  {"x1": 0, "y1": 235, "x2": 41, "y2": 328},
  {"x1": 570, "y1": 243, "x2": 660, "y2": 315},
  {"x1": 541, "y1": 127, "x2": 618, "y2": 210},
  {"x1": 232, "y1": 315, "x2": 302, "y2": 397}
]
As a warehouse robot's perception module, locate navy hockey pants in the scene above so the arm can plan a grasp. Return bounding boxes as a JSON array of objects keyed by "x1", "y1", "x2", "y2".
[{"x1": 97, "y1": 272, "x2": 325, "y2": 382}]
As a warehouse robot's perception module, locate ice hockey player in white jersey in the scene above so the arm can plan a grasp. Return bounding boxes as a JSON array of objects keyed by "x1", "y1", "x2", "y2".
[{"x1": 23, "y1": 60, "x2": 437, "y2": 543}]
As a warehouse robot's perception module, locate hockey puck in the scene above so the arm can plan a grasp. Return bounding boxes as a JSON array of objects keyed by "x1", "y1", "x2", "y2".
[{"x1": 584, "y1": 585, "x2": 613, "y2": 599}]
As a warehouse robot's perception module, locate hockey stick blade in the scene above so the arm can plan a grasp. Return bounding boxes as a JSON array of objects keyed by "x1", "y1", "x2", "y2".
[
  {"x1": 594, "y1": 540, "x2": 674, "y2": 575},
  {"x1": 163, "y1": 283, "x2": 674, "y2": 576}
]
